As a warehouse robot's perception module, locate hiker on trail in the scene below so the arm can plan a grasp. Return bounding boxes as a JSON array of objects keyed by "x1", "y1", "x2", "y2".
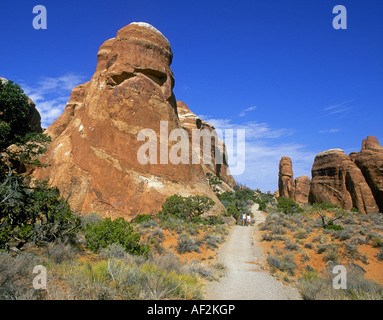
[
  {"x1": 242, "y1": 213, "x2": 247, "y2": 226},
  {"x1": 247, "y1": 214, "x2": 251, "y2": 226}
]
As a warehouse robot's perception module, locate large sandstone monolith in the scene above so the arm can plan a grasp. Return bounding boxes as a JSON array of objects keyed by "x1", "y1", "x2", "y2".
[
  {"x1": 32, "y1": 22, "x2": 227, "y2": 219},
  {"x1": 278, "y1": 156, "x2": 295, "y2": 199},
  {"x1": 353, "y1": 136, "x2": 383, "y2": 213},
  {"x1": 309, "y1": 149, "x2": 378, "y2": 214},
  {"x1": 294, "y1": 175, "x2": 310, "y2": 203},
  {"x1": 176, "y1": 101, "x2": 236, "y2": 192}
]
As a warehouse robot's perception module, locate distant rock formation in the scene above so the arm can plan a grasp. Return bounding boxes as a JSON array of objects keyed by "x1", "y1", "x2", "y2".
[
  {"x1": 309, "y1": 148, "x2": 378, "y2": 214},
  {"x1": 31, "y1": 22, "x2": 229, "y2": 219},
  {"x1": 277, "y1": 156, "x2": 310, "y2": 203},
  {"x1": 176, "y1": 101, "x2": 236, "y2": 192},
  {"x1": 294, "y1": 175, "x2": 311, "y2": 203},
  {"x1": 278, "y1": 157, "x2": 295, "y2": 199},
  {"x1": 352, "y1": 136, "x2": 383, "y2": 213}
]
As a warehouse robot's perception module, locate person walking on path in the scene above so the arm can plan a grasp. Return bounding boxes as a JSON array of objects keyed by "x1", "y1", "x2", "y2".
[
  {"x1": 247, "y1": 214, "x2": 252, "y2": 226},
  {"x1": 242, "y1": 213, "x2": 247, "y2": 226}
]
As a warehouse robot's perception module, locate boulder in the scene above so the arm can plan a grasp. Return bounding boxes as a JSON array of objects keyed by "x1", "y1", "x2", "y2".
[
  {"x1": 294, "y1": 175, "x2": 310, "y2": 203},
  {"x1": 353, "y1": 136, "x2": 383, "y2": 212},
  {"x1": 309, "y1": 149, "x2": 378, "y2": 214}
]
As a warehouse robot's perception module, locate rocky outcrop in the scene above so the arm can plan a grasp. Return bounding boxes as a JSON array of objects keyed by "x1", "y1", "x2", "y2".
[
  {"x1": 176, "y1": 101, "x2": 236, "y2": 192},
  {"x1": 353, "y1": 136, "x2": 383, "y2": 212},
  {"x1": 309, "y1": 149, "x2": 379, "y2": 214},
  {"x1": 32, "y1": 22, "x2": 228, "y2": 219},
  {"x1": 278, "y1": 157, "x2": 295, "y2": 199},
  {"x1": 294, "y1": 175, "x2": 310, "y2": 203}
]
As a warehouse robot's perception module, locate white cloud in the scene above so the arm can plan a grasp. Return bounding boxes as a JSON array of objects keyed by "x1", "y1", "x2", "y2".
[
  {"x1": 238, "y1": 105, "x2": 257, "y2": 117},
  {"x1": 323, "y1": 100, "x2": 353, "y2": 117},
  {"x1": 318, "y1": 128, "x2": 341, "y2": 134},
  {"x1": 21, "y1": 73, "x2": 86, "y2": 128},
  {"x1": 199, "y1": 116, "x2": 315, "y2": 192}
]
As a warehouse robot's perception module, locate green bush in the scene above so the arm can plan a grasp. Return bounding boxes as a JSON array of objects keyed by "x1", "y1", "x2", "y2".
[
  {"x1": 277, "y1": 197, "x2": 303, "y2": 214},
  {"x1": 158, "y1": 194, "x2": 215, "y2": 223},
  {"x1": 84, "y1": 217, "x2": 150, "y2": 256},
  {"x1": 133, "y1": 214, "x2": 154, "y2": 224}
]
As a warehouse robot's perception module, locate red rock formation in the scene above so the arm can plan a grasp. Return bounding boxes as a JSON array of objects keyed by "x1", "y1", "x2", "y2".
[
  {"x1": 353, "y1": 136, "x2": 383, "y2": 212},
  {"x1": 32, "y1": 22, "x2": 227, "y2": 219},
  {"x1": 278, "y1": 156, "x2": 295, "y2": 199},
  {"x1": 176, "y1": 101, "x2": 236, "y2": 192},
  {"x1": 294, "y1": 175, "x2": 310, "y2": 203},
  {"x1": 309, "y1": 149, "x2": 378, "y2": 214}
]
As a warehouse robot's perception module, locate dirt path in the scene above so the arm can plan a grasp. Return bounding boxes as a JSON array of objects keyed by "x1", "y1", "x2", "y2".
[{"x1": 204, "y1": 203, "x2": 301, "y2": 300}]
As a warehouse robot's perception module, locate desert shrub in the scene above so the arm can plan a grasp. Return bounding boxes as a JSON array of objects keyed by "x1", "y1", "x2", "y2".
[
  {"x1": 176, "y1": 234, "x2": 201, "y2": 254},
  {"x1": 267, "y1": 253, "x2": 297, "y2": 276},
  {"x1": 377, "y1": 248, "x2": 383, "y2": 261},
  {"x1": 261, "y1": 233, "x2": 274, "y2": 242},
  {"x1": 370, "y1": 236, "x2": 383, "y2": 248},
  {"x1": 45, "y1": 240, "x2": 76, "y2": 264},
  {"x1": 304, "y1": 243, "x2": 314, "y2": 249},
  {"x1": 298, "y1": 263, "x2": 383, "y2": 300},
  {"x1": 0, "y1": 179, "x2": 81, "y2": 250},
  {"x1": 133, "y1": 214, "x2": 154, "y2": 225},
  {"x1": 84, "y1": 217, "x2": 150, "y2": 256},
  {"x1": 99, "y1": 243, "x2": 129, "y2": 260},
  {"x1": 80, "y1": 213, "x2": 102, "y2": 226},
  {"x1": 277, "y1": 197, "x2": 304, "y2": 215},
  {"x1": 323, "y1": 247, "x2": 340, "y2": 263},
  {"x1": 295, "y1": 227, "x2": 308, "y2": 239},
  {"x1": 0, "y1": 252, "x2": 44, "y2": 300},
  {"x1": 284, "y1": 240, "x2": 300, "y2": 251},
  {"x1": 325, "y1": 224, "x2": 344, "y2": 231},
  {"x1": 203, "y1": 234, "x2": 223, "y2": 250},
  {"x1": 158, "y1": 194, "x2": 215, "y2": 223}
]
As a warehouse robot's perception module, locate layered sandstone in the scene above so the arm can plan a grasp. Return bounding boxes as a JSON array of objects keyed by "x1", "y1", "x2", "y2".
[
  {"x1": 353, "y1": 136, "x2": 383, "y2": 212},
  {"x1": 278, "y1": 157, "x2": 295, "y2": 199},
  {"x1": 32, "y1": 22, "x2": 227, "y2": 219},
  {"x1": 176, "y1": 101, "x2": 236, "y2": 192},
  {"x1": 309, "y1": 149, "x2": 378, "y2": 214},
  {"x1": 294, "y1": 175, "x2": 310, "y2": 203}
]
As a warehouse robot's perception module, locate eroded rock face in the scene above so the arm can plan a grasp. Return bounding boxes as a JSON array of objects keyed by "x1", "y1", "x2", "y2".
[
  {"x1": 278, "y1": 156, "x2": 295, "y2": 199},
  {"x1": 176, "y1": 101, "x2": 236, "y2": 192},
  {"x1": 294, "y1": 175, "x2": 310, "y2": 203},
  {"x1": 32, "y1": 23, "x2": 226, "y2": 219},
  {"x1": 309, "y1": 149, "x2": 378, "y2": 214},
  {"x1": 353, "y1": 136, "x2": 383, "y2": 212}
]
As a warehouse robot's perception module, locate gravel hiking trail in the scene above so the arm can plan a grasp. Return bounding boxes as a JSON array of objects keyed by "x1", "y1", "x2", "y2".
[{"x1": 204, "y1": 204, "x2": 301, "y2": 300}]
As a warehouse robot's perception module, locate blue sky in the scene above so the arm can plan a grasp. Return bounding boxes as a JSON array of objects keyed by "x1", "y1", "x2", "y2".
[{"x1": 1, "y1": 0, "x2": 383, "y2": 191}]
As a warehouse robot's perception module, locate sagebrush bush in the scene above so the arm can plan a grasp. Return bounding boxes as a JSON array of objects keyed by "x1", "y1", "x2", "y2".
[
  {"x1": 176, "y1": 234, "x2": 201, "y2": 254},
  {"x1": 84, "y1": 217, "x2": 150, "y2": 256}
]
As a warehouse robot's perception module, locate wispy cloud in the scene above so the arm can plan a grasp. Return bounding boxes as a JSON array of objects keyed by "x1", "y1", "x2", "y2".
[
  {"x1": 21, "y1": 73, "x2": 86, "y2": 128},
  {"x1": 199, "y1": 115, "x2": 315, "y2": 192},
  {"x1": 323, "y1": 100, "x2": 353, "y2": 117},
  {"x1": 318, "y1": 128, "x2": 341, "y2": 134},
  {"x1": 238, "y1": 105, "x2": 257, "y2": 117}
]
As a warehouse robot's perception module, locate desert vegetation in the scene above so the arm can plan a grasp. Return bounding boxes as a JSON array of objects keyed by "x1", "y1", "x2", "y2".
[{"x1": 258, "y1": 196, "x2": 383, "y2": 299}]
